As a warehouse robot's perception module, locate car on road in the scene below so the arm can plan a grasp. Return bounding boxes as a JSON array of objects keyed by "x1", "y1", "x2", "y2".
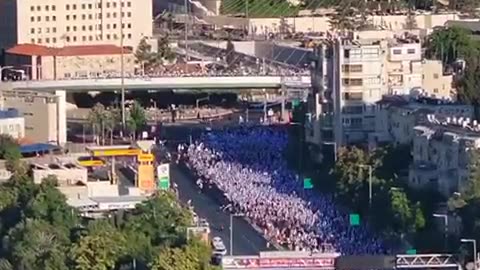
[{"x1": 211, "y1": 236, "x2": 227, "y2": 256}]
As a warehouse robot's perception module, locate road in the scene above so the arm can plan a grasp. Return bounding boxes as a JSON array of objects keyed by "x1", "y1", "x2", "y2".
[{"x1": 161, "y1": 124, "x2": 276, "y2": 256}]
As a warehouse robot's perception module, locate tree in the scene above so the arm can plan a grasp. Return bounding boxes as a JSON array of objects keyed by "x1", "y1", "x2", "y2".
[
  {"x1": 135, "y1": 37, "x2": 153, "y2": 74},
  {"x1": 104, "y1": 107, "x2": 120, "y2": 145},
  {"x1": 127, "y1": 101, "x2": 147, "y2": 140},
  {"x1": 4, "y1": 219, "x2": 70, "y2": 270},
  {"x1": 225, "y1": 38, "x2": 236, "y2": 68},
  {"x1": 88, "y1": 103, "x2": 106, "y2": 145},
  {"x1": 405, "y1": 8, "x2": 418, "y2": 29},
  {"x1": 70, "y1": 223, "x2": 127, "y2": 270}
]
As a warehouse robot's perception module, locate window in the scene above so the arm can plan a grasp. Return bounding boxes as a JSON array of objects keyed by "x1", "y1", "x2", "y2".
[
  {"x1": 127, "y1": 23, "x2": 131, "y2": 28},
  {"x1": 36, "y1": 5, "x2": 41, "y2": 11},
  {"x1": 121, "y1": 12, "x2": 124, "y2": 17},
  {"x1": 82, "y1": 36, "x2": 86, "y2": 41},
  {"x1": 342, "y1": 92, "x2": 363, "y2": 101},
  {"x1": 30, "y1": 28, "x2": 35, "y2": 34},
  {"x1": 88, "y1": 14, "x2": 93, "y2": 19},
  {"x1": 45, "y1": 5, "x2": 49, "y2": 11},
  {"x1": 30, "y1": 6, "x2": 35, "y2": 11},
  {"x1": 98, "y1": 13, "x2": 102, "y2": 19},
  {"x1": 106, "y1": 24, "x2": 110, "y2": 29},
  {"x1": 31, "y1": 38, "x2": 35, "y2": 43},
  {"x1": 52, "y1": 16, "x2": 56, "y2": 21},
  {"x1": 407, "y1": 48, "x2": 416, "y2": 54},
  {"x1": 73, "y1": 36, "x2": 77, "y2": 41},
  {"x1": 113, "y1": 12, "x2": 117, "y2": 18},
  {"x1": 393, "y1": 49, "x2": 402, "y2": 55},
  {"x1": 38, "y1": 28, "x2": 42, "y2": 34},
  {"x1": 121, "y1": 2, "x2": 125, "y2": 7},
  {"x1": 107, "y1": 2, "x2": 110, "y2": 8},
  {"x1": 73, "y1": 15, "x2": 77, "y2": 20},
  {"x1": 98, "y1": 3, "x2": 102, "y2": 8},
  {"x1": 37, "y1": 16, "x2": 41, "y2": 21},
  {"x1": 52, "y1": 27, "x2": 56, "y2": 33},
  {"x1": 113, "y1": 24, "x2": 117, "y2": 29},
  {"x1": 434, "y1": 88, "x2": 439, "y2": 93},
  {"x1": 341, "y1": 64, "x2": 362, "y2": 73},
  {"x1": 52, "y1": 5, "x2": 56, "y2": 11},
  {"x1": 88, "y1": 3, "x2": 92, "y2": 9},
  {"x1": 107, "y1": 13, "x2": 110, "y2": 18},
  {"x1": 113, "y1": 34, "x2": 118, "y2": 39},
  {"x1": 127, "y1": 12, "x2": 131, "y2": 17},
  {"x1": 46, "y1": 38, "x2": 50, "y2": 43},
  {"x1": 66, "y1": 26, "x2": 70, "y2": 31},
  {"x1": 106, "y1": 34, "x2": 111, "y2": 39},
  {"x1": 46, "y1": 27, "x2": 50, "y2": 33},
  {"x1": 66, "y1": 4, "x2": 70, "y2": 10},
  {"x1": 113, "y1": 2, "x2": 117, "y2": 8},
  {"x1": 31, "y1": 16, "x2": 35, "y2": 22},
  {"x1": 72, "y1": 4, "x2": 77, "y2": 9},
  {"x1": 66, "y1": 15, "x2": 70, "y2": 20},
  {"x1": 98, "y1": 24, "x2": 102, "y2": 30},
  {"x1": 433, "y1": 73, "x2": 439, "y2": 79},
  {"x1": 66, "y1": 36, "x2": 71, "y2": 42},
  {"x1": 127, "y1": 33, "x2": 131, "y2": 39},
  {"x1": 46, "y1": 16, "x2": 49, "y2": 21},
  {"x1": 344, "y1": 49, "x2": 350, "y2": 58},
  {"x1": 88, "y1": 25, "x2": 93, "y2": 31},
  {"x1": 52, "y1": 38, "x2": 57, "y2": 43},
  {"x1": 127, "y1": 2, "x2": 131, "y2": 7},
  {"x1": 37, "y1": 38, "x2": 42, "y2": 43},
  {"x1": 82, "y1": 25, "x2": 86, "y2": 31},
  {"x1": 73, "y1": 26, "x2": 77, "y2": 31},
  {"x1": 122, "y1": 23, "x2": 125, "y2": 28},
  {"x1": 82, "y1": 4, "x2": 86, "y2": 9},
  {"x1": 342, "y1": 78, "x2": 363, "y2": 86},
  {"x1": 82, "y1": 14, "x2": 86, "y2": 20},
  {"x1": 89, "y1": 36, "x2": 93, "y2": 41},
  {"x1": 342, "y1": 106, "x2": 363, "y2": 114}
]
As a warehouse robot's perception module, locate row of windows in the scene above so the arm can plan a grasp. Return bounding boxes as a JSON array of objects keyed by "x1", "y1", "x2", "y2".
[
  {"x1": 30, "y1": 27, "x2": 57, "y2": 34},
  {"x1": 30, "y1": 2, "x2": 132, "y2": 12},
  {"x1": 30, "y1": 5, "x2": 56, "y2": 12},
  {"x1": 31, "y1": 16, "x2": 56, "y2": 22},
  {"x1": 66, "y1": 23, "x2": 132, "y2": 32},
  {"x1": 392, "y1": 48, "x2": 416, "y2": 55},
  {"x1": 30, "y1": 33, "x2": 133, "y2": 44},
  {"x1": 66, "y1": 2, "x2": 131, "y2": 10},
  {"x1": 66, "y1": 12, "x2": 131, "y2": 20}
]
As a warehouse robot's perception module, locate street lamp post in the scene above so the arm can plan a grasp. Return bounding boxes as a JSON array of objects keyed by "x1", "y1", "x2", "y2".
[
  {"x1": 120, "y1": 0, "x2": 126, "y2": 130},
  {"x1": 359, "y1": 164, "x2": 373, "y2": 209},
  {"x1": 461, "y1": 238, "x2": 477, "y2": 270},
  {"x1": 433, "y1": 213, "x2": 448, "y2": 250},
  {"x1": 229, "y1": 213, "x2": 244, "y2": 256}
]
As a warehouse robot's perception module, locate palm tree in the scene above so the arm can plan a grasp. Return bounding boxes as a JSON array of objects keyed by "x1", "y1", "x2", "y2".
[
  {"x1": 127, "y1": 101, "x2": 147, "y2": 140},
  {"x1": 104, "y1": 107, "x2": 120, "y2": 145},
  {"x1": 87, "y1": 103, "x2": 106, "y2": 145}
]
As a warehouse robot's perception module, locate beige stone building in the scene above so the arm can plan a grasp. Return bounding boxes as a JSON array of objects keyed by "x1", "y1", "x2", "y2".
[
  {"x1": 5, "y1": 44, "x2": 135, "y2": 80},
  {"x1": 422, "y1": 60, "x2": 455, "y2": 99},
  {"x1": 0, "y1": 0, "x2": 152, "y2": 50},
  {"x1": 0, "y1": 90, "x2": 66, "y2": 145}
]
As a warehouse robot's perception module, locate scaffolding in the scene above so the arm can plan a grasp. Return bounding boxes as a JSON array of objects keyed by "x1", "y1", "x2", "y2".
[{"x1": 396, "y1": 254, "x2": 460, "y2": 269}]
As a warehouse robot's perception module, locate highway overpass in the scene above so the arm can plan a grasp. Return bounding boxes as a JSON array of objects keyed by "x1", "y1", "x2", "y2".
[{"x1": 7, "y1": 76, "x2": 311, "y2": 91}]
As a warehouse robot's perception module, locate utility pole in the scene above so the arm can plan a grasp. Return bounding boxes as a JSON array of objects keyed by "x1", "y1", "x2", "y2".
[
  {"x1": 120, "y1": 0, "x2": 126, "y2": 130},
  {"x1": 184, "y1": 0, "x2": 189, "y2": 62},
  {"x1": 245, "y1": 0, "x2": 249, "y2": 39}
]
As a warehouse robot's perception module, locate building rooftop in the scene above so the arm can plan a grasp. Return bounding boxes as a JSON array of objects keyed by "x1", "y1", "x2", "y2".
[
  {"x1": 0, "y1": 108, "x2": 20, "y2": 119},
  {"x1": 6, "y1": 44, "x2": 133, "y2": 57}
]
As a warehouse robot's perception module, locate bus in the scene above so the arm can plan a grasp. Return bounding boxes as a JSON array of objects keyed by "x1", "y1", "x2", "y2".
[{"x1": 77, "y1": 156, "x2": 106, "y2": 167}]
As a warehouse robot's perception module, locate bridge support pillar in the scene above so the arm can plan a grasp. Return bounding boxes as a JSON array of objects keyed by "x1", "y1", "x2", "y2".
[{"x1": 54, "y1": 90, "x2": 67, "y2": 146}]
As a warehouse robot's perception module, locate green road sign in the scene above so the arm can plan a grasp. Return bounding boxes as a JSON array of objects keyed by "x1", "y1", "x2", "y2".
[
  {"x1": 349, "y1": 214, "x2": 360, "y2": 226},
  {"x1": 406, "y1": 249, "x2": 417, "y2": 255},
  {"x1": 292, "y1": 99, "x2": 300, "y2": 107},
  {"x1": 304, "y1": 178, "x2": 313, "y2": 189},
  {"x1": 159, "y1": 178, "x2": 170, "y2": 190}
]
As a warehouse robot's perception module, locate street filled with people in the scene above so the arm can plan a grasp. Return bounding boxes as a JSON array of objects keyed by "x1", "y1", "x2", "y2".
[{"x1": 180, "y1": 126, "x2": 388, "y2": 255}]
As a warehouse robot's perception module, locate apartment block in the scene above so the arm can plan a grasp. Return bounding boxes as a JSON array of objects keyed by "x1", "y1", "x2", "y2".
[
  {"x1": 410, "y1": 116, "x2": 480, "y2": 196},
  {"x1": 0, "y1": 90, "x2": 66, "y2": 145},
  {"x1": 306, "y1": 34, "x2": 454, "y2": 161},
  {"x1": 371, "y1": 95, "x2": 474, "y2": 147},
  {"x1": 0, "y1": 0, "x2": 152, "y2": 50}
]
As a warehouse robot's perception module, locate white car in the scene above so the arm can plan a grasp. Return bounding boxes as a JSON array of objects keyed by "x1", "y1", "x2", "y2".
[{"x1": 211, "y1": 237, "x2": 227, "y2": 256}]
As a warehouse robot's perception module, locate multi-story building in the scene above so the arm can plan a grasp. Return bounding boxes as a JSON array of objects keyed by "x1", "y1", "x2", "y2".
[
  {"x1": 371, "y1": 95, "x2": 474, "y2": 147},
  {"x1": 409, "y1": 116, "x2": 480, "y2": 196},
  {"x1": 0, "y1": 90, "x2": 66, "y2": 145},
  {"x1": 5, "y1": 43, "x2": 135, "y2": 80},
  {"x1": 306, "y1": 34, "x2": 454, "y2": 161},
  {"x1": 421, "y1": 59, "x2": 456, "y2": 99},
  {"x1": 0, "y1": 108, "x2": 25, "y2": 139},
  {"x1": 0, "y1": 0, "x2": 152, "y2": 50}
]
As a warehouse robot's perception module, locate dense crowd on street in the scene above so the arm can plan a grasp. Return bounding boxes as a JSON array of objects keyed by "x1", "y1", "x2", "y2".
[{"x1": 179, "y1": 126, "x2": 387, "y2": 255}]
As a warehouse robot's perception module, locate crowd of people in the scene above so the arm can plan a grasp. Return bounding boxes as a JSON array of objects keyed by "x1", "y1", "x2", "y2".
[{"x1": 180, "y1": 126, "x2": 387, "y2": 255}]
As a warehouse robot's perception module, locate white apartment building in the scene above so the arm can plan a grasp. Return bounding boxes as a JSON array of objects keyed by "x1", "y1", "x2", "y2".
[
  {"x1": 410, "y1": 116, "x2": 480, "y2": 196},
  {"x1": 0, "y1": 0, "x2": 152, "y2": 50},
  {"x1": 371, "y1": 95, "x2": 474, "y2": 147}
]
